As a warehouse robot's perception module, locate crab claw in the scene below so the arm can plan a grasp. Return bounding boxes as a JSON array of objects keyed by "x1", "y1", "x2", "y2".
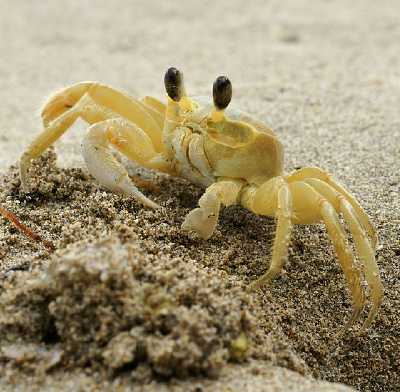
[
  {"x1": 182, "y1": 208, "x2": 218, "y2": 240},
  {"x1": 182, "y1": 191, "x2": 221, "y2": 240}
]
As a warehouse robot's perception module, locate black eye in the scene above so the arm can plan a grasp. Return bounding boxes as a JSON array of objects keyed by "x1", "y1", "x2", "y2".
[
  {"x1": 213, "y1": 76, "x2": 232, "y2": 110},
  {"x1": 164, "y1": 67, "x2": 183, "y2": 101}
]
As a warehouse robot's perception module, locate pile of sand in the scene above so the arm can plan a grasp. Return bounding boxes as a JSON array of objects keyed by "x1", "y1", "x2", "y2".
[{"x1": 0, "y1": 232, "x2": 303, "y2": 379}]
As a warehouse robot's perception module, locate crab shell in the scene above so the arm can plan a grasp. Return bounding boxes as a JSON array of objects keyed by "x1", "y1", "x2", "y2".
[{"x1": 164, "y1": 96, "x2": 284, "y2": 188}]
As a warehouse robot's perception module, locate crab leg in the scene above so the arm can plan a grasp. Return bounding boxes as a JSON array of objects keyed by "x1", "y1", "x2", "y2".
[
  {"x1": 182, "y1": 179, "x2": 244, "y2": 239},
  {"x1": 142, "y1": 96, "x2": 166, "y2": 114},
  {"x1": 249, "y1": 181, "x2": 293, "y2": 289},
  {"x1": 287, "y1": 167, "x2": 378, "y2": 249},
  {"x1": 292, "y1": 181, "x2": 378, "y2": 328},
  {"x1": 304, "y1": 178, "x2": 382, "y2": 328},
  {"x1": 141, "y1": 96, "x2": 166, "y2": 129},
  {"x1": 82, "y1": 118, "x2": 171, "y2": 209},
  {"x1": 20, "y1": 92, "x2": 115, "y2": 189},
  {"x1": 21, "y1": 83, "x2": 165, "y2": 190},
  {"x1": 41, "y1": 82, "x2": 93, "y2": 126},
  {"x1": 339, "y1": 198, "x2": 383, "y2": 329},
  {"x1": 41, "y1": 83, "x2": 163, "y2": 148},
  {"x1": 87, "y1": 84, "x2": 164, "y2": 150},
  {"x1": 20, "y1": 105, "x2": 81, "y2": 190},
  {"x1": 319, "y1": 199, "x2": 365, "y2": 329}
]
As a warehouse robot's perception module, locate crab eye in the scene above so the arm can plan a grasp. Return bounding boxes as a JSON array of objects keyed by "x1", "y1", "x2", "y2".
[
  {"x1": 164, "y1": 67, "x2": 184, "y2": 101},
  {"x1": 213, "y1": 76, "x2": 232, "y2": 110}
]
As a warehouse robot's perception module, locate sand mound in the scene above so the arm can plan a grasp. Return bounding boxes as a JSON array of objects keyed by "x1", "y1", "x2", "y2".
[{"x1": 0, "y1": 233, "x2": 304, "y2": 380}]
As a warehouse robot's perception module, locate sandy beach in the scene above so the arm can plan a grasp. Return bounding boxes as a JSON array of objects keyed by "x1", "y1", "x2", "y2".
[{"x1": 0, "y1": 1, "x2": 399, "y2": 391}]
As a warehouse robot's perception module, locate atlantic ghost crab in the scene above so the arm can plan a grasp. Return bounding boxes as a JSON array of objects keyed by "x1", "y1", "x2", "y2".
[{"x1": 19, "y1": 67, "x2": 383, "y2": 330}]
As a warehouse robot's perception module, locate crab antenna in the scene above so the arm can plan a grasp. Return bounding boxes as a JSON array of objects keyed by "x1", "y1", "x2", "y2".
[{"x1": 212, "y1": 76, "x2": 232, "y2": 121}]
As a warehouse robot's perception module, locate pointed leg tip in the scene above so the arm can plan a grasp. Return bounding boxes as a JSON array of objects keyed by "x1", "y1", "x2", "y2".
[
  {"x1": 372, "y1": 235, "x2": 379, "y2": 250},
  {"x1": 248, "y1": 281, "x2": 261, "y2": 292},
  {"x1": 19, "y1": 158, "x2": 32, "y2": 192},
  {"x1": 361, "y1": 308, "x2": 379, "y2": 332},
  {"x1": 249, "y1": 277, "x2": 272, "y2": 292},
  {"x1": 19, "y1": 179, "x2": 31, "y2": 194}
]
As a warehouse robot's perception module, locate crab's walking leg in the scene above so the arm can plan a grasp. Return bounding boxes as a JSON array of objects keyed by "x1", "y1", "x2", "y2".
[
  {"x1": 21, "y1": 83, "x2": 164, "y2": 190},
  {"x1": 304, "y1": 178, "x2": 382, "y2": 328},
  {"x1": 291, "y1": 182, "x2": 379, "y2": 328},
  {"x1": 182, "y1": 179, "x2": 244, "y2": 239},
  {"x1": 287, "y1": 167, "x2": 378, "y2": 249},
  {"x1": 248, "y1": 181, "x2": 293, "y2": 289},
  {"x1": 319, "y1": 200, "x2": 365, "y2": 329},
  {"x1": 141, "y1": 96, "x2": 166, "y2": 129},
  {"x1": 41, "y1": 82, "x2": 92, "y2": 126},
  {"x1": 20, "y1": 106, "x2": 81, "y2": 189},
  {"x1": 41, "y1": 83, "x2": 163, "y2": 149},
  {"x1": 82, "y1": 118, "x2": 171, "y2": 209},
  {"x1": 340, "y1": 198, "x2": 383, "y2": 329}
]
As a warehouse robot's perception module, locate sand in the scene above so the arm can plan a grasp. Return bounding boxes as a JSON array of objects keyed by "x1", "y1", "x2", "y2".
[{"x1": 0, "y1": 0, "x2": 399, "y2": 391}]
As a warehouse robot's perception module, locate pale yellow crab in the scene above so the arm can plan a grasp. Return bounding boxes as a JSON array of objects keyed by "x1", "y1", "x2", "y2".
[{"x1": 19, "y1": 67, "x2": 382, "y2": 330}]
